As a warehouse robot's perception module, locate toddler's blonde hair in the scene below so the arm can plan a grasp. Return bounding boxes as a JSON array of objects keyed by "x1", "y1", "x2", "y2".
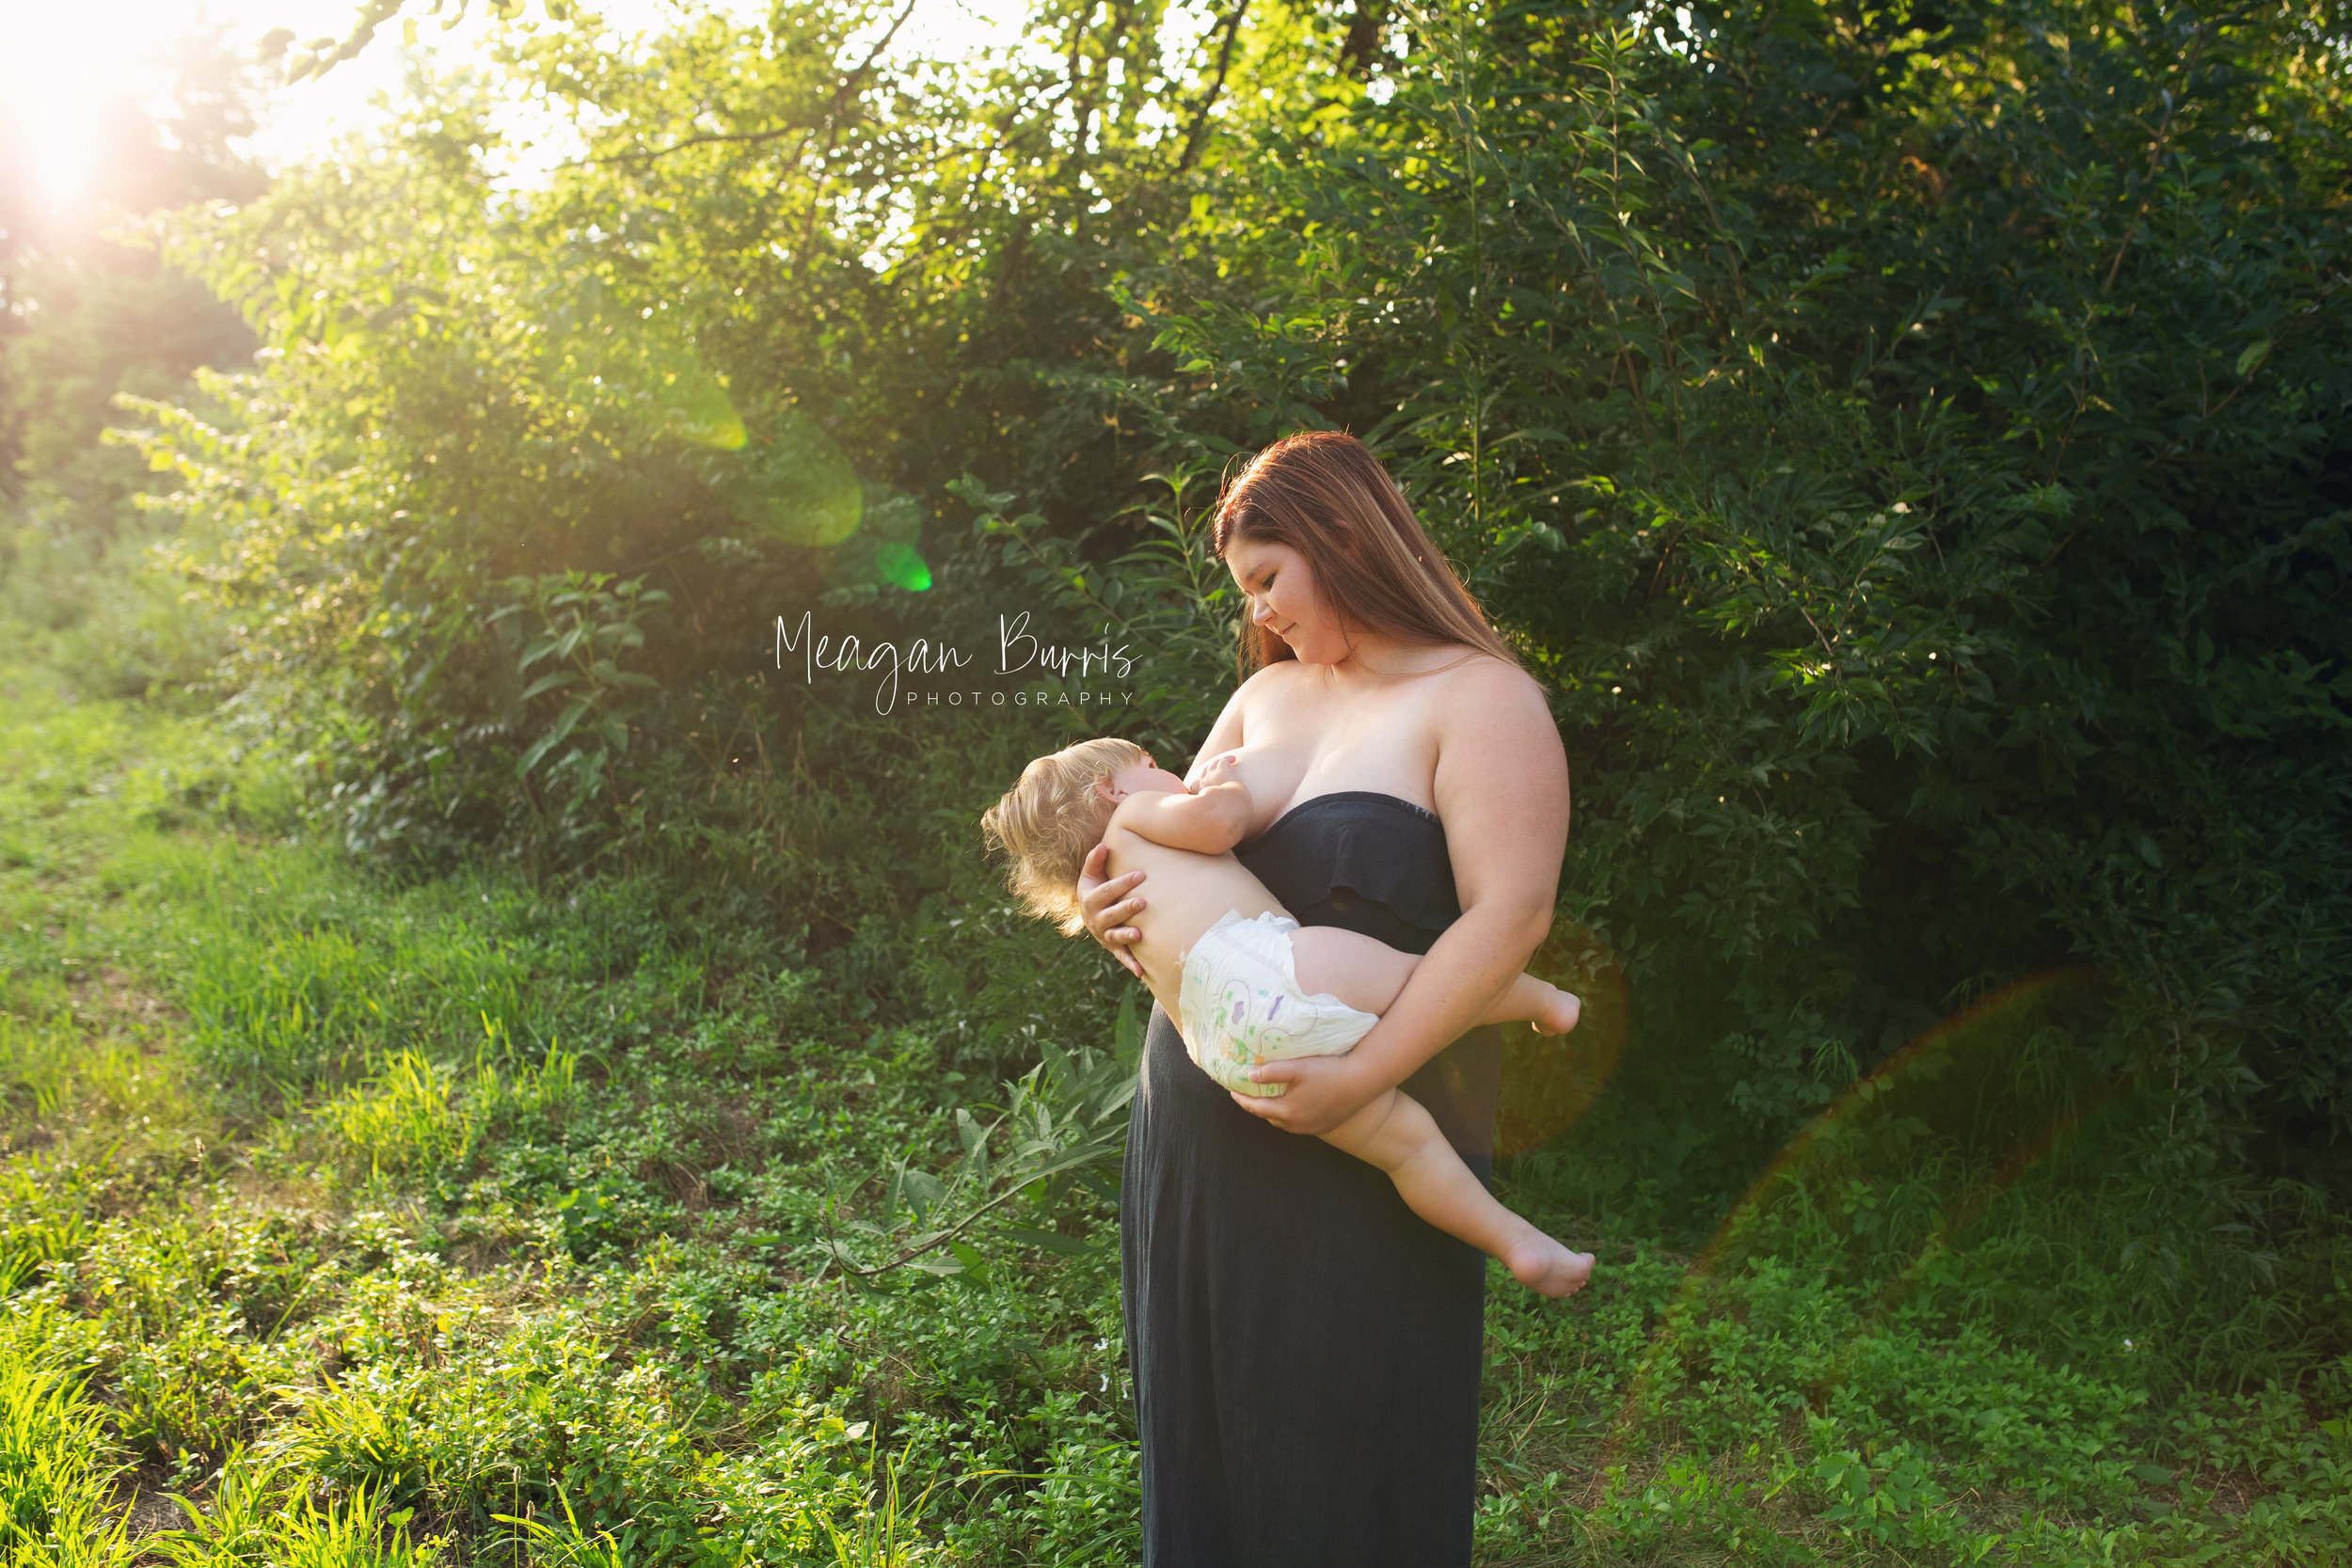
[{"x1": 980, "y1": 737, "x2": 1151, "y2": 933}]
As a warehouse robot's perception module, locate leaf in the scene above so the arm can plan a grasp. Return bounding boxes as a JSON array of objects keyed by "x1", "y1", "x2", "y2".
[
  {"x1": 1113, "y1": 990, "x2": 1144, "y2": 1065},
  {"x1": 2235, "y1": 338, "x2": 2272, "y2": 377},
  {"x1": 1004, "y1": 1226, "x2": 1097, "y2": 1256},
  {"x1": 900, "y1": 1169, "x2": 946, "y2": 1218},
  {"x1": 948, "y1": 1240, "x2": 991, "y2": 1285},
  {"x1": 516, "y1": 722, "x2": 569, "y2": 777}
]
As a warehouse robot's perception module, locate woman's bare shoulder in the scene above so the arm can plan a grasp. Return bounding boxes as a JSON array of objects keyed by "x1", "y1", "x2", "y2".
[
  {"x1": 1430, "y1": 652, "x2": 1568, "y2": 832},
  {"x1": 1231, "y1": 659, "x2": 1320, "y2": 709},
  {"x1": 1429, "y1": 650, "x2": 1550, "y2": 719},
  {"x1": 1189, "y1": 663, "x2": 1295, "y2": 766},
  {"x1": 1245, "y1": 657, "x2": 1314, "y2": 689}
]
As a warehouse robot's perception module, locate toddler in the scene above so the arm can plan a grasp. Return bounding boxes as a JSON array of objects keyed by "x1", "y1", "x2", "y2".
[{"x1": 981, "y1": 736, "x2": 1595, "y2": 1297}]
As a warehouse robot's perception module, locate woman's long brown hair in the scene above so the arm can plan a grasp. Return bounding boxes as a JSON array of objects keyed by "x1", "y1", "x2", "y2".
[{"x1": 1212, "y1": 431, "x2": 1519, "y2": 676}]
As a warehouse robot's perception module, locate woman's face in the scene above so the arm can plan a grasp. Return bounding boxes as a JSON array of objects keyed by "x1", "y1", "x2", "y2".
[{"x1": 1225, "y1": 536, "x2": 1345, "y2": 663}]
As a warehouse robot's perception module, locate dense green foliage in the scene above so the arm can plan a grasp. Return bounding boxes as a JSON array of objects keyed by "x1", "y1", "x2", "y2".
[
  {"x1": 126, "y1": 0, "x2": 2352, "y2": 1205},
  {"x1": 1143, "y1": 0, "x2": 2352, "y2": 1223},
  {"x1": 4, "y1": 0, "x2": 2349, "y2": 1560}
]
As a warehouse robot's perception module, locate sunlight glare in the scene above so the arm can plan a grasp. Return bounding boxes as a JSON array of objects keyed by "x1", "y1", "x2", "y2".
[
  {"x1": 0, "y1": 0, "x2": 1030, "y2": 221},
  {"x1": 3, "y1": 5, "x2": 108, "y2": 213}
]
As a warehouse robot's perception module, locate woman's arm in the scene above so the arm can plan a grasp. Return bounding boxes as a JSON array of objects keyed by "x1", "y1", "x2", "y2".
[
  {"x1": 1235, "y1": 663, "x2": 1568, "y2": 1135},
  {"x1": 1074, "y1": 683, "x2": 1255, "y2": 975}
]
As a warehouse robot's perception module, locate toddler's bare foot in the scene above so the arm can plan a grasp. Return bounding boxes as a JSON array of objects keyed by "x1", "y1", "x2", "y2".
[
  {"x1": 1503, "y1": 1234, "x2": 1596, "y2": 1298},
  {"x1": 1531, "y1": 985, "x2": 1582, "y2": 1036}
]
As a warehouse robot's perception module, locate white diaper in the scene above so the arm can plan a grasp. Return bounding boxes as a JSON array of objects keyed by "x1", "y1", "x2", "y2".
[{"x1": 1176, "y1": 909, "x2": 1381, "y2": 1098}]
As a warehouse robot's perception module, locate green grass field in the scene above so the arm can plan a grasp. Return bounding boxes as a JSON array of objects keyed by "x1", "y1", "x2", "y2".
[{"x1": 2, "y1": 661, "x2": 2346, "y2": 1565}]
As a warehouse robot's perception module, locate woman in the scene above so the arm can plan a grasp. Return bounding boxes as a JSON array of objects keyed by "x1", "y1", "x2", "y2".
[{"x1": 1078, "y1": 432, "x2": 1570, "y2": 1566}]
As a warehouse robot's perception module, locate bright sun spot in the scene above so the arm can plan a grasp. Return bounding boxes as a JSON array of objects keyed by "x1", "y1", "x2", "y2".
[
  {"x1": 0, "y1": 0, "x2": 386, "y2": 212},
  {"x1": 0, "y1": 0, "x2": 1025, "y2": 219},
  {"x1": 4, "y1": 2, "x2": 113, "y2": 211}
]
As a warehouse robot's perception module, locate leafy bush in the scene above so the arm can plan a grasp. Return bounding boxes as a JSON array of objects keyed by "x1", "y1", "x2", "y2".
[
  {"x1": 1134, "y1": 0, "x2": 2352, "y2": 1202},
  {"x1": 111, "y1": 0, "x2": 2352, "y2": 1244}
]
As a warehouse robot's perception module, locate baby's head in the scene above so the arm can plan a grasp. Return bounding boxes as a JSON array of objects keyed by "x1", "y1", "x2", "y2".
[{"x1": 981, "y1": 736, "x2": 1181, "y2": 933}]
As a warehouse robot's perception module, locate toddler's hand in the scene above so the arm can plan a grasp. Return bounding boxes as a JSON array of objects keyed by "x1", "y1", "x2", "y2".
[{"x1": 1197, "y1": 752, "x2": 1244, "y2": 792}]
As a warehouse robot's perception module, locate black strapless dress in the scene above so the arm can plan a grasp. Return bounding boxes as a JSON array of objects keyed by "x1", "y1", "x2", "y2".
[{"x1": 1120, "y1": 793, "x2": 1502, "y2": 1567}]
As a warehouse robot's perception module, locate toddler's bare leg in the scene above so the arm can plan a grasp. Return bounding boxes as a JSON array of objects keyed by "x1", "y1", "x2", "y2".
[
  {"x1": 1290, "y1": 927, "x2": 1581, "y2": 1034},
  {"x1": 1322, "y1": 1087, "x2": 1594, "y2": 1299}
]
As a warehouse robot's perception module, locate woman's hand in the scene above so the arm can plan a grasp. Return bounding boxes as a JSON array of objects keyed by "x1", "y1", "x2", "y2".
[
  {"x1": 1230, "y1": 1053, "x2": 1385, "y2": 1135},
  {"x1": 1076, "y1": 843, "x2": 1148, "y2": 979}
]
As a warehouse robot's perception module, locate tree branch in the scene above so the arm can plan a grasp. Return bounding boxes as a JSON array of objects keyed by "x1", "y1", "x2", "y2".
[
  {"x1": 1178, "y1": 1, "x2": 1249, "y2": 174},
  {"x1": 589, "y1": 0, "x2": 922, "y2": 168}
]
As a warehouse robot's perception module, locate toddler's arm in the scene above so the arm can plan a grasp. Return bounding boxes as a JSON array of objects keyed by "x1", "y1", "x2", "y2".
[{"x1": 1109, "y1": 754, "x2": 1254, "y2": 855}]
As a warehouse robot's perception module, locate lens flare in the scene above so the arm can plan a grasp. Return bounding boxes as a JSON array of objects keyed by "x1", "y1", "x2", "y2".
[
  {"x1": 1598, "y1": 970, "x2": 2114, "y2": 1461},
  {"x1": 1495, "y1": 922, "x2": 1627, "y2": 1158}
]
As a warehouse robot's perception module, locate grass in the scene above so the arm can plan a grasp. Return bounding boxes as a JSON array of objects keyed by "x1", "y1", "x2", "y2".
[{"x1": 0, "y1": 655, "x2": 2347, "y2": 1564}]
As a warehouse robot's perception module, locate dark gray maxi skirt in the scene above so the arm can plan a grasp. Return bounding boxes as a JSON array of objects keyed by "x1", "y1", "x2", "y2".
[{"x1": 1120, "y1": 792, "x2": 1503, "y2": 1567}]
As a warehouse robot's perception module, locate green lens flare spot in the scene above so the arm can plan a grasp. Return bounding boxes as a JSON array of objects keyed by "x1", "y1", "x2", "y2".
[{"x1": 876, "y1": 542, "x2": 932, "y2": 592}]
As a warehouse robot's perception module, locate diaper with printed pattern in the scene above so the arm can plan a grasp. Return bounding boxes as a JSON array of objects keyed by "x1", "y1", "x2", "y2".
[{"x1": 1176, "y1": 909, "x2": 1380, "y2": 1098}]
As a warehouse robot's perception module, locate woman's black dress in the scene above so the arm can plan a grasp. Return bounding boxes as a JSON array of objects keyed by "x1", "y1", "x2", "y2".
[{"x1": 1120, "y1": 792, "x2": 1503, "y2": 1567}]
